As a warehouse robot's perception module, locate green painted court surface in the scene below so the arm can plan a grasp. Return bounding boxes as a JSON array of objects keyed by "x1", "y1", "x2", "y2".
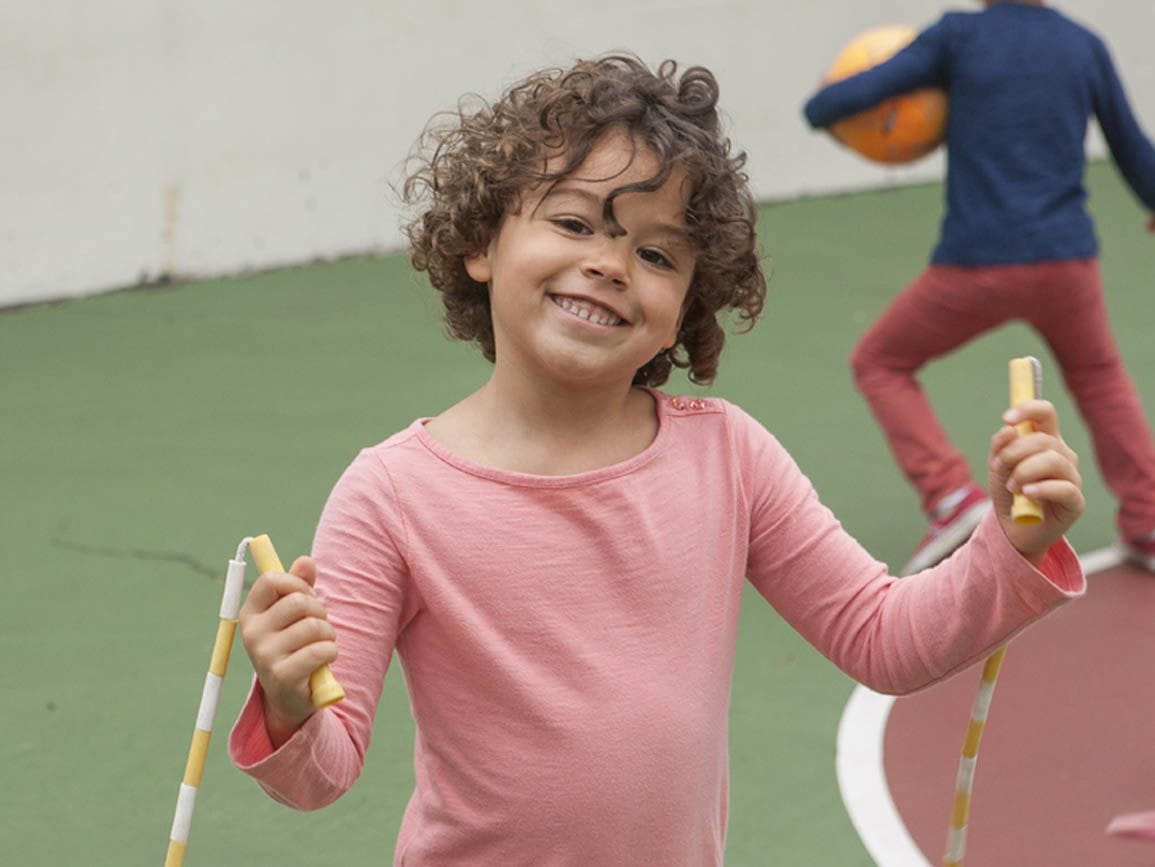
[{"x1": 2, "y1": 162, "x2": 1148, "y2": 865}]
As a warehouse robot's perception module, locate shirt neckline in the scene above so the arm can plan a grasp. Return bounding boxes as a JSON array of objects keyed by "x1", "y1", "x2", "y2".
[{"x1": 410, "y1": 387, "x2": 674, "y2": 488}]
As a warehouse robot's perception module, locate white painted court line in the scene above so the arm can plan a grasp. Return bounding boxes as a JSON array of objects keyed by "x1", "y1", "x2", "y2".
[
  {"x1": 835, "y1": 545, "x2": 1122, "y2": 866},
  {"x1": 1079, "y1": 544, "x2": 1125, "y2": 576},
  {"x1": 837, "y1": 685, "x2": 931, "y2": 866}
]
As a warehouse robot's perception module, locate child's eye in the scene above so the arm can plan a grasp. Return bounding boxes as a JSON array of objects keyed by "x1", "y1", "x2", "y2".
[
  {"x1": 553, "y1": 218, "x2": 592, "y2": 235},
  {"x1": 638, "y1": 248, "x2": 674, "y2": 269}
]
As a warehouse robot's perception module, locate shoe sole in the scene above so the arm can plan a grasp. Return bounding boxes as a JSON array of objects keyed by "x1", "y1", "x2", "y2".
[
  {"x1": 900, "y1": 499, "x2": 992, "y2": 576},
  {"x1": 1117, "y1": 541, "x2": 1155, "y2": 573}
]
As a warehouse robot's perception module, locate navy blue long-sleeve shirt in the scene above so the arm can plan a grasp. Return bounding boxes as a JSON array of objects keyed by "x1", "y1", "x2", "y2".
[{"x1": 804, "y1": 2, "x2": 1155, "y2": 266}]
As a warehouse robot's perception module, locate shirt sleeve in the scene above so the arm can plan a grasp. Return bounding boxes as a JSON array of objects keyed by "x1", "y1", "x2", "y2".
[
  {"x1": 803, "y1": 18, "x2": 949, "y2": 129},
  {"x1": 728, "y1": 404, "x2": 1084, "y2": 695},
  {"x1": 1088, "y1": 34, "x2": 1155, "y2": 212},
  {"x1": 228, "y1": 448, "x2": 419, "y2": 809}
]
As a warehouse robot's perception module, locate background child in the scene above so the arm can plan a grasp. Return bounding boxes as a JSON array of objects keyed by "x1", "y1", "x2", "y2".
[
  {"x1": 803, "y1": 0, "x2": 1155, "y2": 575},
  {"x1": 230, "y1": 53, "x2": 1085, "y2": 865}
]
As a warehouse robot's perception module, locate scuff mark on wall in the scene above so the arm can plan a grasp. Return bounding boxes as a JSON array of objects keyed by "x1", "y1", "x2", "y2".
[{"x1": 162, "y1": 182, "x2": 182, "y2": 280}]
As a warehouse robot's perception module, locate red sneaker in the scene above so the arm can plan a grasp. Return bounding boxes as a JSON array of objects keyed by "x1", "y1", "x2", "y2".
[
  {"x1": 901, "y1": 484, "x2": 991, "y2": 576},
  {"x1": 1119, "y1": 530, "x2": 1155, "y2": 573}
]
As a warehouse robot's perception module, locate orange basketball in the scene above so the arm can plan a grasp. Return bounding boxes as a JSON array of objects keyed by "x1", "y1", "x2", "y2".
[{"x1": 823, "y1": 25, "x2": 947, "y2": 165}]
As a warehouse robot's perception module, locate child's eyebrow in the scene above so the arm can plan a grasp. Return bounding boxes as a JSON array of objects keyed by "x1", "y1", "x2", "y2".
[
  {"x1": 539, "y1": 185, "x2": 603, "y2": 208},
  {"x1": 541, "y1": 185, "x2": 694, "y2": 247}
]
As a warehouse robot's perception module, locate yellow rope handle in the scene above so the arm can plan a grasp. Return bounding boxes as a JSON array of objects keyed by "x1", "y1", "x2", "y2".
[
  {"x1": 247, "y1": 534, "x2": 345, "y2": 708},
  {"x1": 1009, "y1": 356, "x2": 1044, "y2": 523}
]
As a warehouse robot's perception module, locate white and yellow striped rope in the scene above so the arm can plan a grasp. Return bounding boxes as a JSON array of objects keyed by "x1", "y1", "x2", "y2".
[
  {"x1": 942, "y1": 645, "x2": 1007, "y2": 867},
  {"x1": 164, "y1": 539, "x2": 250, "y2": 867}
]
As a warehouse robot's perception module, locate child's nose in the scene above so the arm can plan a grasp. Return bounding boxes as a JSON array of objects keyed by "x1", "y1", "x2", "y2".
[{"x1": 580, "y1": 244, "x2": 628, "y2": 287}]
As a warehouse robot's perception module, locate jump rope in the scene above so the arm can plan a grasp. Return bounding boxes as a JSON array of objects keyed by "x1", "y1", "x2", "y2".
[
  {"x1": 163, "y1": 359, "x2": 1042, "y2": 865},
  {"x1": 164, "y1": 534, "x2": 344, "y2": 867},
  {"x1": 941, "y1": 356, "x2": 1044, "y2": 867}
]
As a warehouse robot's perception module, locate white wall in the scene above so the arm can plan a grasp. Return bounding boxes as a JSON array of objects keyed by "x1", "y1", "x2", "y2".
[{"x1": 3, "y1": 1, "x2": 1152, "y2": 307}]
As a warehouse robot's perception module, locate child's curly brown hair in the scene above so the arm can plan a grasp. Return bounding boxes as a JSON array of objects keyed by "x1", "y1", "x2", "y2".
[{"x1": 402, "y1": 53, "x2": 766, "y2": 386}]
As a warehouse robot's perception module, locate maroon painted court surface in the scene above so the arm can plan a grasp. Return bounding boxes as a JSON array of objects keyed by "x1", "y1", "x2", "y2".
[{"x1": 885, "y1": 561, "x2": 1155, "y2": 865}]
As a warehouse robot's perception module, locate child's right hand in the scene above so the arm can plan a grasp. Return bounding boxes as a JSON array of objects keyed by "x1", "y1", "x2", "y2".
[{"x1": 238, "y1": 555, "x2": 338, "y2": 747}]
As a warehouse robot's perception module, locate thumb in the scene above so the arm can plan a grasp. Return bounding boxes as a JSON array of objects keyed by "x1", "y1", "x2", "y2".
[{"x1": 290, "y1": 555, "x2": 317, "y2": 587}]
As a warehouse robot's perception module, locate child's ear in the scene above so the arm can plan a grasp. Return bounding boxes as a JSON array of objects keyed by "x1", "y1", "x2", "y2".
[{"x1": 464, "y1": 251, "x2": 492, "y2": 284}]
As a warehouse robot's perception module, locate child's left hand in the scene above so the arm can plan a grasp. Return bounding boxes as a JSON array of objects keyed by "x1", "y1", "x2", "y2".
[{"x1": 988, "y1": 399, "x2": 1084, "y2": 564}]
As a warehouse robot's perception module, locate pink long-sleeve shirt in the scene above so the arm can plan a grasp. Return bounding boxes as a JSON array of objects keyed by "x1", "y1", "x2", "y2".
[{"x1": 230, "y1": 391, "x2": 1084, "y2": 865}]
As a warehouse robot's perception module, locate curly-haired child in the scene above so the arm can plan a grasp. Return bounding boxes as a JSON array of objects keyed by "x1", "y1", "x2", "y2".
[{"x1": 230, "y1": 53, "x2": 1086, "y2": 865}]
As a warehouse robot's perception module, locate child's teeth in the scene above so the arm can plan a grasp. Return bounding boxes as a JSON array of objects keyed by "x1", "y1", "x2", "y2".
[{"x1": 555, "y1": 295, "x2": 621, "y2": 325}]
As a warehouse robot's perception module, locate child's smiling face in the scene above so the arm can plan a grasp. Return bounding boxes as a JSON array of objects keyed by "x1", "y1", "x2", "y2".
[{"x1": 465, "y1": 130, "x2": 697, "y2": 390}]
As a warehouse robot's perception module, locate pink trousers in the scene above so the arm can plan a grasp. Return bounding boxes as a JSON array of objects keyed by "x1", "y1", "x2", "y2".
[{"x1": 850, "y1": 258, "x2": 1155, "y2": 539}]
